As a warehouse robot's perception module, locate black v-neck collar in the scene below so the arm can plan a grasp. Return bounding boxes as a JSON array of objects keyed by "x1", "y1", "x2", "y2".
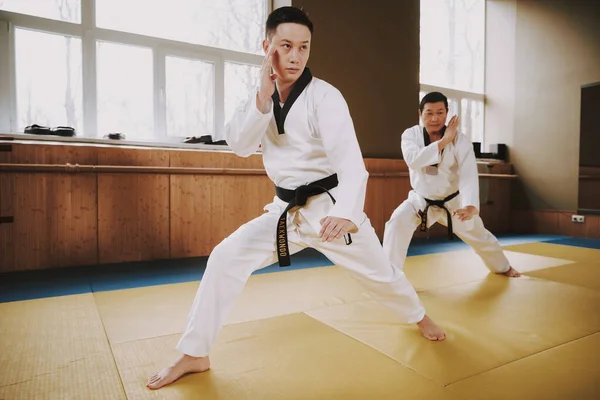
[
  {"x1": 423, "y1": 125, "x2": 447, "y2": 167},
  {"x1": 423, "y1": 125, "x2": 447, "y2": 146},
  {"x1": 271, "y1": 67, "x2": 313, "y2": 135}
]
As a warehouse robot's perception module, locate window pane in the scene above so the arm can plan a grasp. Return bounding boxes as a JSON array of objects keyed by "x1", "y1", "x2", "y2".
[
  {"x1": 96, "y1": 0, "x2": 267, "y2": 55},
  {"x1": 1, "y1": 0, "x2": 81, "y2": 23},
  {"x1": 97, "y1": 42, "x2": 153, "y2": 140},
  {"x1": 15, "y1": 28, "x2": 83, "y2": 134},
  {"x1": 460, "y1": 98, "x2": 484, "y2": 143},
  {"x1": 166, "y1": 56, "x2": 214, "y2": 137},
  {"x1": 224, "y1": 62, "x2": 261, "y2": 126},
  {"x1": 420, "y1": 0, "x2": 485, "y2": 93}
]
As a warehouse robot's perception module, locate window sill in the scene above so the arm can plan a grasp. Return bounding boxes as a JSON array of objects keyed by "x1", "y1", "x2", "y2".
[{"x1": 0, "y1": 132, "x2": 258, "y2": 153}]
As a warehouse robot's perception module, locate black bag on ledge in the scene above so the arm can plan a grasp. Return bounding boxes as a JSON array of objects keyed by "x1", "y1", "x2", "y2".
[
  {"x1": 183, "y1": 135, "x2": 228, "y2": 146},
  {"x1": 24, "y1": 124, "x2": 76, "y2": 137}
]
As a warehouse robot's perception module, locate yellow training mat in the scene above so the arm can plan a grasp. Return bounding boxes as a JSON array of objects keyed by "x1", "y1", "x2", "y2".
[
  {"x1": 307, "y1": 275, "x2": 600, "y2": 385},
  {"x1": 0, "y1": 294, "x2": 126, "y2": 400},
  {"x1": 449, "y1": 332, "x2": 600, "y2": 400},
  {"x1": 403, "y1": 249, "x2": 574, "y2": 291},
  {"x1": 111, "y1": 313, "x2": 465, "y2": 400},
  {"x1": 503, "y1": 241, "x2": 600, "y2": 263},
  {"x1": 94, "y1": 266, "x2": 372, "y2": 344},
  {"x1": 524, "y1": 260, "x2": 600, "y2": 292}
]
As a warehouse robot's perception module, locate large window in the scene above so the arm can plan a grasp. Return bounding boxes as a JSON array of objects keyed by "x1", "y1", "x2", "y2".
[
  {"x1": 15, "y1": 28, "x2": 83, "y2": 135},
  {"x1": 420, "y1": 0, "x2": 486, "y2": 144},
  {"x1": 0, "y1": 0, "x2": 267, "y2": 142}
]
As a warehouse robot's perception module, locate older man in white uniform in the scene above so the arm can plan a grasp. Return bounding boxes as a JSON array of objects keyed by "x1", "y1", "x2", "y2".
[
  {"x1": 147, "y1": 7, "x2": 445, "y2": 390},
  {"x1": 383, "y1": 92, "x2": 521, "y2": 279}
]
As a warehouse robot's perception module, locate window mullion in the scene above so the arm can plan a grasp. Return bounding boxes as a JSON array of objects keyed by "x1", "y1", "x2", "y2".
[
  {"x1": 155, "y1": 47, "x2": 166, "y2": 139},
  {"x1": 82, "y1": 0, "x2": 97, "y2": 137},
  {"x1": 0, "y1": 21, "x2": 15, "y2": 133},
  {"x1": 214, "y1": 57, "x2": 224, "y2": 140}
]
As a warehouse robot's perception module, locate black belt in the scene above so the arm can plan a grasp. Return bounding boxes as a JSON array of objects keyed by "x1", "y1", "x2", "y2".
[
  {"x1": 417, "y1": 191, "x2": 460, "y2": 240},
  {"x1": 274, "y1": 173, "x2": 351, "y2": 267}
]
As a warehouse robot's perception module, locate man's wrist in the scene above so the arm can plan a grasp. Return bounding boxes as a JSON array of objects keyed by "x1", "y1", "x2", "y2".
[{"x1": 438, "y1": 137, "x2": 449, "y2": 150}]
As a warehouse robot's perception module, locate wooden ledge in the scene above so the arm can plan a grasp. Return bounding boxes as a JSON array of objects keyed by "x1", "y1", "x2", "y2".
[{"x1": 0, "y1": 163, "x2": 518, "y2": 179}]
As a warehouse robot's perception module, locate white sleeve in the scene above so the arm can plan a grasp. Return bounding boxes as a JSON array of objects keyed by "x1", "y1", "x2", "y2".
[
  {"x1": 401, "y1": 128, "x2": 441, "y2": 170},
  {"x1": 316, "y1": 88, "x2": 368, "y2": 229},
  {"x1": 224, "y1": 90, "x2": 273, "y2": 157},
  {"x1": 455, "y1": 134, "x2": 480, "y2": 210}
]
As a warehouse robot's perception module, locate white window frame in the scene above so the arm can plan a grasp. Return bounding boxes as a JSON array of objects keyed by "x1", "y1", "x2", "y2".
[
  {"x1": 419, "y1": 0, "x2": 487, "y2": 147},
  {"x1": 0, "y1": 0, "x2": 281, "y2": 143}
]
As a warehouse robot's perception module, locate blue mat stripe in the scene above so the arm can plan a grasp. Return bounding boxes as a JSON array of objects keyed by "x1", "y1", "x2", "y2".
[{"x1": 0, "y1": 234, "x2": 594, "y2": 304}]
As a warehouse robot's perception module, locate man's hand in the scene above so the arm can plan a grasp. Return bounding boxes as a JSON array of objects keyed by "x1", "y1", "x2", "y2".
[
  {"x1": 319, "y1": 216, "x2": 357, "y2": 242},
  {"x1": 453, "y1": 206, "x2": 478, "y2": 221},
  {"x1": 256, "y1": 36, "x2": 279, "y2": 113},
  {"x1": 438, "y1": 115, "x2": 459, "y2": 151}
]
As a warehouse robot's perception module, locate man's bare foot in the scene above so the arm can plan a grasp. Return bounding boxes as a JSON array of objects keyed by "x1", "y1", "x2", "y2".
[
  {"x1": 146, "y1": 354, "x2": 210, "y2": 390},
  {"x1": 417, "y1": 315, "x2": 446, "y2": 341},
  {"x1": 502, "y1": 266, "x2": 521, "y2": 277}
]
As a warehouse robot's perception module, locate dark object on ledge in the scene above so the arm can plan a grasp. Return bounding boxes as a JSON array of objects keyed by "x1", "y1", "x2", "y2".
[
  {"x1": 473, "y1": 142, "x2": 507, "y2": 161},
  {"x1": 183, "y1": 135, "x2": 228, "y2": 146},
  {"x1": 25, "y1": 124, "x2": 76, "y2": 137},
  {"x1": 24, "y1": 124, "x2": 51, "y2": 135},
  {"x1": 184, "y1": 135, "x2": 213, "y2": 144},
  {"x1": 51, "y1": 126, "x2": 76, "y2": 137},
  {"x1": 104, "y1": 132, "x2": 126, "y2": 140}
]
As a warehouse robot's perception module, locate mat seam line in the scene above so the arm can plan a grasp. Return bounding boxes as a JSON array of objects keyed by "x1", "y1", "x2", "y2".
[
  {"x1": 300, "y1": 311, "x2": 451, "y2": 391},
  {"x1": 444, "y1": 330, "x2": 600, "y2": 388},
  {"x1": 105, "y1": 297, "x2": 376, "y2": 346},
  {"x1": 90, "y1": 292, "x2": 129, "y2": 399}
]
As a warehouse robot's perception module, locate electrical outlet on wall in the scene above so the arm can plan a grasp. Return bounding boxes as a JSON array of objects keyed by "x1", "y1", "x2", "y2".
[{"x1": 571, "y1": 215, "x2": 585, "y2": 223}]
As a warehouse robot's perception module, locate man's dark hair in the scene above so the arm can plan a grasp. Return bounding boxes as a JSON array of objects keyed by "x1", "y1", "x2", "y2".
[
  {"x1": 266, "y1": 6, "x2": 314, "y2": 39},
  {"x1": 419, "y1": 92, "x2": 448, "y2": 112}
]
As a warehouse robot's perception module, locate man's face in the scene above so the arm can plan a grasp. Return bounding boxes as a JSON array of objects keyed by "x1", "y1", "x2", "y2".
[
  {"x1": 419, "y1": 102, "x2": 448, "y2": 132},
  {"x1": 263, "y1": 23, "x2": 311, "y2": 83}
]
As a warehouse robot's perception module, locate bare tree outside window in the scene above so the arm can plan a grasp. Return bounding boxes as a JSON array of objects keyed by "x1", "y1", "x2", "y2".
[
  {"x1": 57, "y1": 0, "x2": 81, "y2": 132},
  {"x1": 1, "y1": 0, "x2": 81, "y2": 23},
  {"x1": 96, "y1": 0, "x2": 266, "y2": 55},
  {"x1": 15, "y1": 29, "x2": 83, "y2": 134},
  {"x1": 4, "y1": 0, "x2": 266, "y2": 142},
  {"x1": 420, "y1": 0, "x2": 485, "y2": 142}
]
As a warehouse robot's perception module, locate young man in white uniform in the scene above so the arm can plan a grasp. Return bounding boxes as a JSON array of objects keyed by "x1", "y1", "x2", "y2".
[
  {"x1": 383, "y1": 92, "x2": 521, "y2": 279},
  {"x1": 147, "y1": 7, "x2": 445, "y2": 390}
]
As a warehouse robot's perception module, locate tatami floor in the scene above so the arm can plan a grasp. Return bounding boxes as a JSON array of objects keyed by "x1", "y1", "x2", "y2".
[{"x1": 1, "y1": 235, "x2": 599, "y2": 399}]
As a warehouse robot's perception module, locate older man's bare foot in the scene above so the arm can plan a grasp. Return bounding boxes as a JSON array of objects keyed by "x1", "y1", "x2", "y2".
[
  {"x1": 146, "y1": 354, "x2": 210, "y2": 390},
  {"x1": 417, "y1": 315, "x2": 446, "y2": 341},
  {"x1": 502, "y1": 266, "x2": 521, "y2": 277}
]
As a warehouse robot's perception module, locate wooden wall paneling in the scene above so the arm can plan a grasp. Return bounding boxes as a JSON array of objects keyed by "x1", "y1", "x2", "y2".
[
  {"x1": 43, "y1": 172, "x2": 98, "y2": 269},
  {"x1": 12, "y1": 173, "x2": 50, "y2": 271},
  {"x1": 364, "y1": 176, "x2": 386, "y2": 238},
  {"x1": 170, "y1": 150, "x2": 220, "y2": 258},
  {"x1": 557, "y1": 212, "x2": 600, "y2": 239},
  {"x1": 8, "y1": 143, "x2": 98, "y2": 165},
  {"x1": 578, "y1": 167, "x2": 600, "y2": 210},
  {"x1": 170, "y1": 150, "x2": 272, "y2": 259},
  {"x1": 97, "y1": 147, "x2": 169, "y2": 264},
  {"x1": 578, "y1": 178, "x2": 600, "y2": 210},
  {"x1": 0, "y1": 172, "x2": 14, "y2": 271},
  {"x1": 511, "y1": 210, "x2": 600, "y2": 238},
  {"x1": 479, "y1": 178, "x2": 511, "y2": 233},
  {"x1": 584, "y1": 215, "x2": 600, "y2": 238},
  {"x1": 0, "y1": 144, "x2": 98, "y2": 272},
  {"x1": 67, "y1": 173, "x2": 98, "y2": 267}
]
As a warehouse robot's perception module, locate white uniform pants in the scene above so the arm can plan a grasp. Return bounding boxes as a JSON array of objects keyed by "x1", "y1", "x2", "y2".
[
  {"x1": 177, "y1": 195, "x2": 426, "y2": 357},
  {"x1": 383, "y1": 192, "x2": 511, "y2": 274}
]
